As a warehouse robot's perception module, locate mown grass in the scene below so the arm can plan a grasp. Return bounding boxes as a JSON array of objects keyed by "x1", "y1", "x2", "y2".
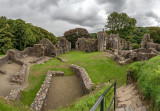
[
  {"x1": 128, "y1": 55, "x2": 160, "y2": 110},
  {"x1": 0, "y1": 51, "x2": 129, "y2": 110}
]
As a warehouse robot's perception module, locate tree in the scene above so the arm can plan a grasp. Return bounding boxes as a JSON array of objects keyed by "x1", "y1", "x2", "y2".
[
  {"x1": 0, "y1": 16, "x2": 58, "y2": 54},
  {"x1": 105, "y1": 12, "x2": 136, "y2": 32},
  {"x1": 64, "y1": 28, "x2": 90, "y2": 48},
  {"x1": 0, "y1": 24, "x2": 14, "y2": 54}
]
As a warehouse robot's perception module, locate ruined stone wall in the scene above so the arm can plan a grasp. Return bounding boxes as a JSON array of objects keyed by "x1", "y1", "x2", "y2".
[
  {"x1": 0, "y1": 54, "x2": 9, "y2": 66},
  {"x1": 97, "y1": 31, "x2": 107, "y2": 51},
  {"x1": 141, "y1": 34, "x2": 160, "y2": 51},
  {"x1": 55, "y1": 37, "x2": 71, "y2": 55},
  {"x1": 110, "y1": 48, "x2": 159, "y2": 65},
  {"x1": 97, "y1": 31, "x2": 132, "y2": 51},
  {"x1": 39, "y1": 38, "x2": 71, "y2": 57},
  {"x1": 70, "y1": 64, "x2": 94, "y2": 94},
  {"x1": 30, "y1": 71, "x2": 64, "y2": 111},
  {"x1": 75, "y1": 37, "x2": 98, "y2": 52},
  {"x1": 106, "y1": 33, "x2": 132, "y2": 50}
]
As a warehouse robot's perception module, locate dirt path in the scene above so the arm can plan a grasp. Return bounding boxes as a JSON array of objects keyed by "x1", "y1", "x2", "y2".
[{"x1": 45, "y1": 75, "x2": 83, "y2": 110}]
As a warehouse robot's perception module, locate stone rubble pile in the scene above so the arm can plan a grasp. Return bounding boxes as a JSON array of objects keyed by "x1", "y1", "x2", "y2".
[
  {"x1": 6, "y1": 89, "x2": 21, "y2": 100},
  {"x1": 10, "y1": 64, "x2": 27, "y2": 84},
  {"x1": 70, "y1": 64, "x2": 94, "y2": 94},
  {"x1": 30, "y1": 71, "x2": 64, "y2": 111},
  {"x1": 57, "y1": 57, "x2": 68, "y2": 62}
]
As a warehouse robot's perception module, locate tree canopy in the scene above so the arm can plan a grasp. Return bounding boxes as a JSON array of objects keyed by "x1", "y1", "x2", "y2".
[
  {"x1": 64, "y1": 28, "x2": 90, "y2": 48},
  {"x1": 105, "y1": 12, "x2": 136, "y2": 32},
  {"x1": 0, "y1": 16, "x2": 58, "y2": 54}
]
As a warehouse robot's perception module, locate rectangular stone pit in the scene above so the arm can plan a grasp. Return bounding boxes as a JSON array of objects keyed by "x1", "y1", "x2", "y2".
[{"x1": 30, "y1": 71, "x2": 64, "y2": 111}]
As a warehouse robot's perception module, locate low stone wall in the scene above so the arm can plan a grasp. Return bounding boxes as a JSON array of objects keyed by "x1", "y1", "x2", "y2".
[
  {"x1": 30, "y1": 71, "x2": 64, "y2": 111},
  {"x1": 70, "y1": 64, "x2": 94, "y2": 94},
  {"x1": 29, "y1": 56, "x2": 44, "y2": 64},
  {"x1": 0, "y1": 54, "x2": 9, "y2": 66}
]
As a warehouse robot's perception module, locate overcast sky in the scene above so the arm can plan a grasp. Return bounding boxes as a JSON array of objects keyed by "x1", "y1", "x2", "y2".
[{"x1": 0, "y1": 0, "x2": 160, "y2": 36}]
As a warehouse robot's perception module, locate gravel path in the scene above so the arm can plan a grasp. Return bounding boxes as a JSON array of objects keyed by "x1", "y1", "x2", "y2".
[{"x1": 45, "y1": 75, "x2": 83, "y2": 110}]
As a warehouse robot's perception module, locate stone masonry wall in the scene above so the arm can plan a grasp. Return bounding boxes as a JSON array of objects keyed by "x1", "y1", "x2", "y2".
[
  {"x1": 0, "y1": 54, "x2": 9, "y2": 66},
  {"x1": 70, "y1": 64, "x2": 94, "y2": 94},
  {"x1": 141, "y1": 34, "x2": 160, "y2": 51},
  {"x1": 30, "y1": 71, "x2": 64, "y2": 111},
  {"x1": 39, "y1": 38, "x2": 71, "y2": 57},
  {"x1": 97, "y1": 31, "x2": 132, "y2": 51},
  {"x1": 75, "y1": 37, "x2": 98, "y2": 52}
]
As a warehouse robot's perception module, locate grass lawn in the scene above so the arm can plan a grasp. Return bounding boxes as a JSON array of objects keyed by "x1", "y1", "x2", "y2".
[{"x1": 0, "y1": 51, "x2": 129, "y2": 110}]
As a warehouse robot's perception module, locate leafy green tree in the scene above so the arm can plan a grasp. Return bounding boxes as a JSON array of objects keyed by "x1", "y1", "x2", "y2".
[
  {"x1": 0, "y1": 24, "x2": 14, "y2": 53},
  {"x1": 64, "y1": 28, "x2": 90, "y2": 48},
  {"x1": 0, "y1": 16, "x2": 58, "y2": 54},
  {"x1": 105, "y1": 12, "x2": 136, "y2": 32},
  {"x1": 147, "y1": 27, "x2": 160, "y2": 44}
]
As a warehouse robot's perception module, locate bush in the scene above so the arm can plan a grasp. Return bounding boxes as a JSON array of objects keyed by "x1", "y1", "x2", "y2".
[{"x1": 64, "y1": 28, "x2": 90, "y2": 48}]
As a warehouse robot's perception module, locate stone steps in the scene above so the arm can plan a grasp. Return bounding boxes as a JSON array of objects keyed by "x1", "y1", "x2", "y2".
[{"x1": 116, "y1": 84, "x2": 149, "y2": 111}]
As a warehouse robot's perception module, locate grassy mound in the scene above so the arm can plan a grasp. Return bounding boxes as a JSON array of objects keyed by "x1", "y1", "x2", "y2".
[{"x1": 128, "y1": 55, "x2": 160, "y2": 109}]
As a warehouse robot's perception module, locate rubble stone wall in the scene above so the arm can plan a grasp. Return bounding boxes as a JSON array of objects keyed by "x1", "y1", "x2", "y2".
[
  {"x1": 141, "y1": 34, "x2": 160, "y2": 51},
  {"x1": 0, "y1": 54, "x2": 9, "y2": 66},
  {"x1": 30, "y1": 71, "x2": 64, "y2": 111},
  {"x1": 39, "y1": 38, "x2": 71, "y2": 57},
  {"x1": 75, "y1": 37, "x2": 98, "y2": 52},
  {"x1": 70, "y1": 64, "x2": 94, "y2": 94}
]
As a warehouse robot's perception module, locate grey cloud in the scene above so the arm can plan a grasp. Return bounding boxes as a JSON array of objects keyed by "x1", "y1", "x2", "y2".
[{"x1": 0, "y1": 0, "x2": 160, "y2": 36}]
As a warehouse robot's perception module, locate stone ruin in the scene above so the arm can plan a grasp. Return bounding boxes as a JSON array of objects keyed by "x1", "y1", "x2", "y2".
[
  {"x1": 75, "y1": 31, "x2": 160, "y2": 65},
  {"x1": 31, "y1": 65, "x2": 94, "y2": 111},
  {"x1": 39, "y1": 37, "x2": 71, "y2": 57},
  {"x1": 0, "y1": 38, "x2": 71, "y2": 85},
  {"x1": 75, "y1": 37, "x2": 97, "y2": 52},
  {"x1": 97, "y1": 31, "x2": 132, "y2": 51},
  {"x1": 110, "y1": 34, "x2": 160, "y2": 65},
  {"x1": 75, "y1": 31, "x2": 132, "y2": 52},
  {"x1": 141, "y1": 34, "x2": 160, "y2": 51}
]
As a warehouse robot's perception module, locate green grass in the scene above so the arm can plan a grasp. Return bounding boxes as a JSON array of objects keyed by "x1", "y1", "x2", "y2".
[
  {"x1": 0, "y1": 97, "x2": 31, "y2": 111},
  {"x1": 0, "y1": 55, "x2": 4, "y2": 58},
  {"x1": 0, "y1": 51, "x2": 129, "y2": 110},
  {"x1": 128, "y1": 55, "x2": 160, "y2": 110}
]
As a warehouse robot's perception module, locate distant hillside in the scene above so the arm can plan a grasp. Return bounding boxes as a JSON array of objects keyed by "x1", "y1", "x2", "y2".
[{"x1": 0, "y1": 16, "x2": 58, "y2": 54}]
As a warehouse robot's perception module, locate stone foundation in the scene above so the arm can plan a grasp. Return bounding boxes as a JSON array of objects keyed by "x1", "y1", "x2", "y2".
[
  {"x1": 30, "y1": 71, "x2": 64, "y2": 111},
  {"x1": 70, "y1": 64, "x2": 94, "y2": 94}
]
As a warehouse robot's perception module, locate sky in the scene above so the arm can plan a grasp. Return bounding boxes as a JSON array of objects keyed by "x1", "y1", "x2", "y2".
[{"x1": 0, "y1": 0, "x2": 160, "y2": 36}]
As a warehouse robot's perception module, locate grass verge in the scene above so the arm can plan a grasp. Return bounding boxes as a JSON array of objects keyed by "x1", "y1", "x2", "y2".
[{"x1": 128, "y1": 55, "x2": 160, "y2": 110}]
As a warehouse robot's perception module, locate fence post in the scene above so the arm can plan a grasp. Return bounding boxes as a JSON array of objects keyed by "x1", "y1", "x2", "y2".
[
  {"x1": 100, "y1": 98, "x2": 104, "y2": 111},
  {"x1": 114, "y1": 82, "x2": 116, "y2": 111}
]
